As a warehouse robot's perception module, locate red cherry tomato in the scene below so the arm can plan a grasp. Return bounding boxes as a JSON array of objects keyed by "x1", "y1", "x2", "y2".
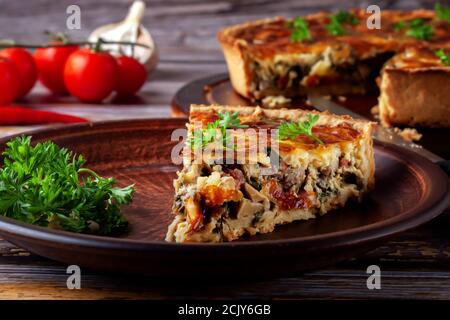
[
  {"x1": 0, "y1": 48, "x2": 37, "y2": 98},
  {"x1": 64, "y1": 49, "x2": 119, "y2": 103},
  {"x1": 0, "y1": 57, "x2": 20, "y2": 104},
  {"x1": 115, "y1": 56, "x2": 147, "y2": 95},
  {"x1": 33, "y1": 44, "x2": 79, "y2": 95}
]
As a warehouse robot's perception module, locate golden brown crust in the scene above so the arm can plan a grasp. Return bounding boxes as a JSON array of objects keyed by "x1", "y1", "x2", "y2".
[
  {"x1": 217, "y1": 17, "x2": 284, "y2": 47},
  {"x1": 218, "y1": 40, "x2": 252, "y2": 98},
  {"x1": 378, "y1": 46, "x2": 450, "y2": 127},
  {"x1": 379, "y1": 67, "x2": 450, "y2": 127},
  {"x1": 216, "y1": 18, "x2": 287, "y2": 98}
]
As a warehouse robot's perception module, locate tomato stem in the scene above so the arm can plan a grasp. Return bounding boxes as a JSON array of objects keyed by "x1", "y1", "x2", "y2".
[
  {"x1": 93, "y1": 38, "x2": 103, "y2": 53},
  {"x1": 44, "y1": 30, "x2": 70, "y2": 44},
  {"x1": 0, "y1": 39, "x2": 151, "y2": 50}
]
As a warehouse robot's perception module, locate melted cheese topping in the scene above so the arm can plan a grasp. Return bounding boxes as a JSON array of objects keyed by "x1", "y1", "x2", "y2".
[
  {"x1": 230, "y1": 10, "x2": 450, "y2": 60},
  {"x1": 387, "y1": 46, "x2": 449, "y2": 69},
  {"x1": 189, "y1": 110, "x2": 361, "y2": 150}
]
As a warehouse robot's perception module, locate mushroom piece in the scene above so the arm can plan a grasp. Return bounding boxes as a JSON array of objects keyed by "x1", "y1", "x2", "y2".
[
  {"x1": 244, "y1": 183, "x2": 270, "y2": 210},
  {"x1": 236, "y1": 199, "x2": 264, "y2": 219}
]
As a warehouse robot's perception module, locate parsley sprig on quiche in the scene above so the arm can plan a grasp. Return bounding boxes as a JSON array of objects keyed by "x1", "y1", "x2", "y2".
[
  {"x1": 326, "y1": 10, "x2": 359, "y2": 36},
  {"x1": 278, "y1": 114, "x2": 324, "y2": 145},
  {"x1": 288, "y1": 17, "x2": 311, "y2": 42},
  {"x1": 435, "y1": 49, "x2": 450, "y2": 66},
  {"x1": 191, "y1": 111, "x2": 249, "y2": 150},
  {"x1": 395, "y1": 18, "x2": 434, "y2": 40}
]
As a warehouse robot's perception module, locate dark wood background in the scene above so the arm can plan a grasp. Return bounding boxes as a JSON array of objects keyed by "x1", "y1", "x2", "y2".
[{"x1": 0, "y1": 0, "x2": 450, "y2": 299}]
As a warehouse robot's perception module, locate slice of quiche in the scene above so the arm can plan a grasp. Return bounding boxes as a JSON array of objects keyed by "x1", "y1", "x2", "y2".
[{"x1": 166, "y1": 105, "x2": 375, "y2": 243}]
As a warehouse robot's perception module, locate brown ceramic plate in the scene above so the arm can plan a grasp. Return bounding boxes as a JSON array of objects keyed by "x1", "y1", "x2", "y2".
[{"x1": 0, "y1": 119, "x2": 448, "y2": 278}]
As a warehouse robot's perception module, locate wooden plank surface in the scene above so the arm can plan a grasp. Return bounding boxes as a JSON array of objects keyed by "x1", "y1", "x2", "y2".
[
  {"x1": 2, "y1": 214, "x2": 450, "y2": 300},
  {"x1": 0, "y1": 0, "x2": 449, "y2": 300}
]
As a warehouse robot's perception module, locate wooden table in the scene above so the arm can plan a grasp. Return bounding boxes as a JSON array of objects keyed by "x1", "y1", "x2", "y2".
[{"x1": 1, "y1": 0, "x2": 449, "y2": 300}]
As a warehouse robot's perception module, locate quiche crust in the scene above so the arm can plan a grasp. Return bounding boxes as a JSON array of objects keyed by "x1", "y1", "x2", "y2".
[{"x1": 379, "y1": 48, "x2": 450, "y2": 128}]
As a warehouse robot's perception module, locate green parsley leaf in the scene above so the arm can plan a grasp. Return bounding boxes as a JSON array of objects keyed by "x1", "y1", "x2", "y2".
[
  {"x1": 334, "y1": 10, "x2": 360, "y2": 25},
  {"x1": 217, "y1": 111, "x2": 249, "y2": 129},
  {"x1": 398, "y1": 18, "x2": 434, "y2": 40},
  {"x1": 0, "y1": 136, "x2": 134, "y2": 235},
  {"x1": 326, "y1": 18, "x2": 345, "y2": 36},
  {"x1": 435, "y1": 49, "x2": 450, "y2": 66},
  {"x1": 278, "y1": 114, "x2": 324, "y2": 145},
  {"x1": 326, "y1": 11, "x2": 359, "y2": 36},
  {"x1": 191, "y1": 120, "x2": 219, "y2": 150},
  {"x1": 435, "y1": 2, "x2": 450, "y2": 22},
  {"x1": 191, "y1": 112, "x2": 248, "y2": 150},
  {"x1": 288, "y1": 17, "x2": 312, "y2": 43},
  {"x1": 393, "y1": 20, "x2": 405, "y2": 32}
]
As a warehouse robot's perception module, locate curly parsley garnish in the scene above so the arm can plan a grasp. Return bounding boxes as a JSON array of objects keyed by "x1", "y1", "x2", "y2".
[
  {"x1": 191, "y1": 111, "x2": 249, "y2": 150},
  {"x1": 278, "y1": 114, "x2": 324, "y2": 145},
  {"x1": 288, "y1": 17, "x2": 312, "y2": 42},
  {"x1": 435, "y1": 2, "x2": 450, "y2": 22},
  {"x1": 326, "y1": 11, "x2": 359, "y2": 36},
  {"x1": 435, "y1": 49, "x2": 450, "y2": 66},
  {"x1": 191, "y1": 120, "x2": 220, "y2": 150},
  {"x1": 217, "y1": 111, "x2": 249, "y2": 129},
  {"x1": 0, "y1": 136, "x2": 134, "y2": 235},
  {"x1": 393, "y1": 20, "x2": 405, "y2": 32},
  {"x1": 395, "y1": 18, "x2": 434, "y2": 40},
  {"x1": 406, "y1": 19, "x2": 434, "y2": 40}
]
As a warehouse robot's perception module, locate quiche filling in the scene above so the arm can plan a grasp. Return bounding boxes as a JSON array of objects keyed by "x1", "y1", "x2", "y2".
[
  {"x1": 249, "y1": 48, "x2": 391, "y2": 100},
  {"x1": 166, "y1": 105, "x2": 375, "y2": 243}
]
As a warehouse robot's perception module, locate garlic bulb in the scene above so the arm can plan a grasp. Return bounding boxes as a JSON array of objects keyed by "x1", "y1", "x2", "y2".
[{"x1": 88, "y1": 0, "x2": 158, "y2": 72}]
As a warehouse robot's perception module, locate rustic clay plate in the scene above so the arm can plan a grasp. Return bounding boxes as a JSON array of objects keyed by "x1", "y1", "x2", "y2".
[{"x1": 0, "y1": 119, "x2": 448, "y2": 278}]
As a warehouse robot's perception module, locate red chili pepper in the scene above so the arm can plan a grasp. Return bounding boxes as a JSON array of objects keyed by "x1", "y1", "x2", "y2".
[{"x1": 0, "y1": 106, "x2": 88, "y2": 125}]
